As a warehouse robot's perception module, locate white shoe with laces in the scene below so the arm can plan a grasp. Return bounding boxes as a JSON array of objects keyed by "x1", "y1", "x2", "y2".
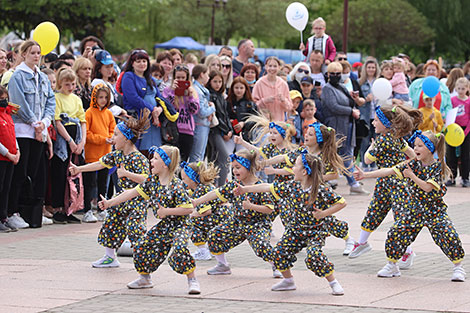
[
  {"x1": 330, "y1": 281, "x2": 344, "y2": 295},
  {"x1": 42, "y1": 216, "x2": 53, "y2": 225},
  {"x1": 343, "y1": 238, "x2": 356, "y2": 256},
  {"x1": 96, "y1": 210, "x2": 107, "y2": 221},
  {"x1": 127, "y1": 276, "x2": 153, "y2": 289},
  {"x1": 452, "y1": 266, "x2": 466, "y2": 282},
  {"x1": 377, "y1": 262, "x2": 401, "y2": 278},
  {"x1": 398, "y1": 251, "x2": 416, "y2": 270},
  {"x1": 348, "y1": 242, "x2": 372, "y2": 259},
  {"x1": 271, "y1": 278, "x2": 296, "y2": 291},
  {"x1": 188, "y1": 278, "x2": 201, "y2": 294},
  {"x1": 192, "y1": 248, "x2": 212, "y2": 260},
  {"x1": 207, "y1": 262, "x2": 231, "y2": 275},
  {"x1": 82, "y1": 210, "x2": 98, "y2": 223},
  {"x1": 8, "y1": 213, "x2": 29, "y2": 229},
  {"x1": 272, "y1": 267, "x2": 283, "y2": 279},
  {"x1": 92, "y1": 255, "x2": 120, "y2": 268}
]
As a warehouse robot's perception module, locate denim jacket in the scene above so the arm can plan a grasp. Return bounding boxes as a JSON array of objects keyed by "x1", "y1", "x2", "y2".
[
  {"x1": 8, "y1": 63, "x2": 56, "y2": 140},
  {"x1": 193, "y1": 80, "x2": 215, "y2": 127},
  {"x1": 53, "y1": 114, "x2": 83, "y2": 162}
]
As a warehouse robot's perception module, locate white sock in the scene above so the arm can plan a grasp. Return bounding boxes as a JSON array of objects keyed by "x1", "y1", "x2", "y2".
[
  {"x1": 105, "y1": 247, "x2": 116, "y2": 258},
  {"x1": 284, "y1": 277, "x2": 294, "y2": 283},
  {"x1": 405, "y1": 246, "x2": 413, "y2": 254},
  {"x1": 454, "y1": 262, "x2": 462, "y2": 268},
  {"x1": 198, "y1": 244, "x2": 208, "y2": 252},
  {"x1": 358, "y1": 230, "x2": 370, "y2": 245},
  {"x1": 140, "y1": 273, "x2": 150, "y2": 279},
  {"x1": 345, "y1": 236, "x2": 355, "y2": 243},
  {"x1": 215, "y1": 253, "x2": 228, "y2": 266},
  {"x1": 329, "y1": 279, "x2": 338, "y2": 286}
]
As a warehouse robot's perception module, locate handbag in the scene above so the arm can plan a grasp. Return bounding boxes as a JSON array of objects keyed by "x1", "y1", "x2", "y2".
[
  {"x1": 64, "y1": 155, "x2": 84, "y2": 216},
  {"x1": 209, "y1": 113, "x2": 219, "y2": 128}
]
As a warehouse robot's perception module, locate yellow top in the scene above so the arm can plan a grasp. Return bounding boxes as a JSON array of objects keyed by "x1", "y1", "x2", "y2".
[
  {"x1": 418, "y1": 107, "x2": 443, "y2": 133},
  {"x1": 55, "y1": 92, "x2": 86, "y2": 125}
]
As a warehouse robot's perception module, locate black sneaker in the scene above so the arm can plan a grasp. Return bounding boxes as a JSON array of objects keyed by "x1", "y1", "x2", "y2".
[
  {"x1": 0, "y1": 222, "x2": 11, "y2": 233},
  {"x1": 53, "y1": 212, "x2": 67, "y2": 224},
  {"x1": 445, "y1": 179, "x2": 456, "y2": 187},
  {"x1": 4, "y1": 220, "x2": 18, "y2": 232},
  {"x1": 65, "y1": 214, "x2": 81, "y2": 224},
  {"x1": 462, "y1": 179, "x2": 470, "y2": 188}
]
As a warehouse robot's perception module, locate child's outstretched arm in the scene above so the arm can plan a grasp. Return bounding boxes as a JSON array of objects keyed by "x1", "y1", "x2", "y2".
[
  {"x1": 116, "y1": 165, "x2": 147, "y2": 184},
  {"x1": 233, "y1": 182, "x2": 271, "y2": 196},
  {"x1": 233, "y1": 134, "x2": 258, "y2": 153},
  {"x1": 404, "y1": 146, "x2": 416, "y2": 159},
  {"x1": 192, "y1": 190, "x2": 220, "y2": 207},
  {"x1": 402, "y1": 165, "x2": 435, "y2": 192},
  {"x1": 353, "y1": 165, "x2": 396, "y2": 180},
  {"x1": 242, "y1": 200, "x2": 272, "y2": 214},
  {"x1": 69, "y1": 161, "x2": 105, "y2": 176},
  {"x1": 98, "y1": 189, "x2": 139, "y2": 209},
  {"x1": 157, "y1": 202, "x2": 194, "y2": 218},
  {"x1": 264, "y1": 154, "x2": 286, "y2": 166},
  {"x1": 313, "y1": 200, "x2": 347, "y2": 220}
]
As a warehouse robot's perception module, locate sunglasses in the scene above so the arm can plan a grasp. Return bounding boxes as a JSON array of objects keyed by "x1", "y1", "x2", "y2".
[
  {"x1": 329, "y1": 72, "x2": 341, "y2": 76},
  {"x1": 132, "y1": 49, "x2": 148, "y2": 56},
  {"x1": 338, "y1": 57, "x2": 348, "y2": 61},
  {"x1": 175, "y1": 64, "x2": 189, "y2": 71},
  {"x1": 297, "y1": 68, "x2": 309, "y2": 74},
  {"x1": 222, "y1": 64, "x2": 231, "y2": 69}
]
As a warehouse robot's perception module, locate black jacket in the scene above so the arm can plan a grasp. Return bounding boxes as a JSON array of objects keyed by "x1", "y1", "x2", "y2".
[
  {"x1": 208, "y1": 87, "x2": 233, "y2": 136},
  {"x1": 228, "y1": 98, "x2": 257, "y2": 141}
]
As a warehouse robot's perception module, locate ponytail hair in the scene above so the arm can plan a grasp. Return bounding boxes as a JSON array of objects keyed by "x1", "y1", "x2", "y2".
[
  {"x1": 186, "y1": 160, "x2": 220, "y2": 185},
  {"x1": 424, "y1": 131, "x2": 451, "y2": 180},
  {"x1": 300, "y1": 153, "x2": 324, "y2": 205},
  {"x1": 161, "y1": 145, "x2": 181, "y2": 177},
  {"x1": 380, "y1": 104, "x2": 423, "y2": 138},
  {"x1": 246, "y1": 113, "x2": 296, "y2": 150},
  {"x1": 118, "y1": 108, "x2": 151, "y2": 144},
  {"x1": 317, "y1": 124, "x2": 348, "y2": 175}
]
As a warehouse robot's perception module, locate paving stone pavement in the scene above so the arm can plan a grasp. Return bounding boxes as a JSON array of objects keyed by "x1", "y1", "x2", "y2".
[{"x1": 1, "y1": 179, "x2": 469, "y2": 313}]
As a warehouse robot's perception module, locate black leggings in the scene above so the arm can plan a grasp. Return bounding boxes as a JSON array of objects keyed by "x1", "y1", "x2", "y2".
[
  {"x1": 83, "y1": 167, "x2": 108, "y2": 212},
  {"x1": 8, "y1": 138, "x2": 45, "y2": 215},
  {"x1": 0, "y1": 161, "x2": 14, "y2": 220},
  {"x1": 178, "y1": 133, "x2": 194, "y2": 162}
]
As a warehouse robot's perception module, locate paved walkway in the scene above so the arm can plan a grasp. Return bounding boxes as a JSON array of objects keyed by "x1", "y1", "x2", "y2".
[{"x1": 1, "y1": 179, "x2": 469, "y2": 313}]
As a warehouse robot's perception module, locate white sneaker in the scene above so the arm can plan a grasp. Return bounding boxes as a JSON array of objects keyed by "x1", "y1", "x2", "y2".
[
  {"x1": 188, "y1": 278, "x2": 201, "y2": 294},
  {"x1": 127, "y1": 276, "x2": 153, "y2": 289},
  {"x1": 348, "y1": 242, "x2": 372, "y2": 259},
  {"x1": 92, "y1": 255, "x2": 120, "y2": 268},
  {"x1": 8, "y1": 213, "x2": 29, "y2": 229},
  {"x1": 272, "y1": 266, "x2": 283, "y2": 279},
  {"x1": 377, "y1": 262, "x2": 401, "y2": 278},
  {"x1": 82, "y1": 210, "x2": 98, "y2": 223},
  {"x1": 398, "y1": 251, "x2": 416, "y2": 270},
  {"x1": 330, "y1": 281, "x2": 344, "y2": 295},
  {"x1": 42, "y1": 216, "x2": 53, "y2": 225},
  {"x1": 343, "y1": 238, "x2": 355, "y2": 256},
  {"x1": 192, "y1": 248, "x2": 212, "y2": 260},
  {"x1": 96, "y1": 210, "x2": 107, "y2": 221},
  {"x1": 117, "y1": 238, "x2": 133, "y2": 257},
  {"x1": 207, "y1": 262, "x2": 231, "y2": 275},
  {"x1": 271, "y1": 278, "x2": 296, "y2": 291},
  {"x1": 350, "y1": 185, "x2": 370, "y2": 195},
  {"x1": 452, "y1": 266, "x2": 466, "y2": 282}
]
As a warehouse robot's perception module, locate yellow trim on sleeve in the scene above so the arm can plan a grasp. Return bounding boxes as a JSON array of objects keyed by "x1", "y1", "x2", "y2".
[
  {"x1": 99, "y1": 158, "x2": 113, "y2": 169},
  {"x1": 427, "y1": 179, "x2": 440, "y2": 191},
  {"x1": 335, "y1": 197, "x2": 346, "y2": 204},
  {"x1": 269, "y1": 184, "x2": 281, "y2": 201},
  {"x1": 283, "y1": 167, "x2": 294, "y2": 174},
  {"x1": 215, "y1": 189, "x2": 228, "y2": 202},
  {"x1": 264, "y1": 204, "x2": 274, "y2": 211},
  {"x1": 199, "y1": 205, "x2": 212, "y2": 214},
  {"x1": 452, "y1": 258, "x2": 464, "y2": 264},
  {"x1": 392, "y1": 166, "x2": 403, "y2": 180},
  {"x1": 365, "y1": 152, "x2": 377, "y2": 162},
  {"x1": 325, "y1": 171, "x2": 337, "y2": 176},
  {"x1": 284, "y1": 154, "x2": 293, "y2": 167},
  {"x1": 156, "y1": 97, "x2": 179, "y2": 122},
  {"x1": 400, "y1": 144, "x2": 409, "y2": 152},
  {"x1": 259, "y1": 149, "x2": 268, "y2": 160},
  {"x1": 179, "y1": 203, "x2": 194, "y2": 209},
  {"x1": 136, "y1": 185, "x2": 150, "y2": 200}
]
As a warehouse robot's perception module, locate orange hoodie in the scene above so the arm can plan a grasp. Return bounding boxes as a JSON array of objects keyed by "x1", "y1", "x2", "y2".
[{"x1": 84, "y1": 84, "x2": 116, "y2": 163}]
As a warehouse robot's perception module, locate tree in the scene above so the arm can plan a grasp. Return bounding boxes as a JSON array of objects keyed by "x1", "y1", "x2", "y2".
[{"x1": 326, "y1": 0, "x2": 434, "y2": 57}]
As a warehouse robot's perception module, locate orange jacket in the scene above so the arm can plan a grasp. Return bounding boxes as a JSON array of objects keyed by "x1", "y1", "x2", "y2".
[{"x1": 84, "y1": 84, "x2": 116, "y2": 163}]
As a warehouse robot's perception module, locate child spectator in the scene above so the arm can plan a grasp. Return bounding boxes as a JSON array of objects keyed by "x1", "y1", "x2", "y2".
[
  {"x1": 447, "y1": 77, "x2": 470, "y2": 187},
  {"x1": 300, "y1": 17, "x2": 336, "y2": 65},
  {"x1": 301, "y1": 99, "x2": 317, "y2": 141},
  {"x1": 390, "y1": 58, "x2": 410, "y2": 102},
  {"x1": 0, "y1": 86, "x2": 20, "y2": 232},
  {"x1": 82, "y1": 84, "x2": 116, "y2": 223},
  {"x1": 41, "y1": 68, "x2": 57, "y2": 91},
  {"x1": 288, "y1": 90, "x2": 302, "y2": 144},
  {"x1": 51, "y1": 68, "x2": 86, "y2": 224},
  {"x1": 418, "y1": 94, "x2": 443, "y2": 133}
]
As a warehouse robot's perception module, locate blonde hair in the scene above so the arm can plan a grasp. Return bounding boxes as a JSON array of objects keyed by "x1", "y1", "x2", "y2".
[
  {"x1": 315, "y1": 124, "x2": 348, "y2": 175},
  {"x1": 265, "y1": 56, "x2": 281, "y2": 66},
  {"x1": 19, "y1": 40, "x2": 40, "y2": 56},
  {"x1": 359, "y1": 58, "x2": 380, "y2": 85},
  {"x1": 118, "y1": 108, "x2": 151, "y2": 144},
  {"x1": 232, "y1": 149, "x2": 263, "y2": 175},
  {"x1": 72, "y1": 57, "x2": 93, "y2": 86},
  {"x1": 339, "y1": 60, "x2": 352, "y2": 72},
  {"x1": 392, "y1": 59, "x2": 405, "y2": 71},
  {"x1": 184, "y1": 53, "x2": 198, "y2": 64},
  {"x1": 247, "y1": 113, "x2": 296, "y2": 150},
  {"x1": 327, "y1": 61, "x2": 342, "y2": 73},
  {"x1": 160, "y1": 145, "x2": 181, "y2": 177},
  {"x1": 186, "y1": 161, "x2": 220, "y2": 185},
  {"x1": 455, "y1": 77, "x2": 470, "y2": 91},
  {"x1": 56, "y1": 68, "x2": 77, "y2": 90},
  {"x1": 301, "y1": 153, "x2": 324, "y2": 204},
  {"x1": 311, "y1": 17, "x2": 326, "y2": 34},
  {"x1": 379, "y1": 104, "x2": 422, "y2": 138},
  {"x1": 422, "y1": 131, "x2": 451, "y2": 179},
  {"x1": 219, "y1": 55, "x2": 233, "y2": 88},
  {"x1": 204, "y1": 54, "x2": 221, "y2": 69}
]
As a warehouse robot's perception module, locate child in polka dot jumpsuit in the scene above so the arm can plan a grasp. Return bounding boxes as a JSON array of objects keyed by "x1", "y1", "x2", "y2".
[
  {"x1": 235, "y1": 152, "x2": 347, "y2": 295},
  {"x1": 355, "y1": 130, "x2": 465, "y2": 281},
  {"x1": 349, "y1": 105, "x2": 421, "y2": 266},
  {"x1": 192, "y1": 149, "x2": 281, "y2": 278},
  {"x1": 98, "y1": 145, "x2": 202, "y2": 295},
  {"x1": 70, "y1": 112, "x2": 150, "y2": 268}
]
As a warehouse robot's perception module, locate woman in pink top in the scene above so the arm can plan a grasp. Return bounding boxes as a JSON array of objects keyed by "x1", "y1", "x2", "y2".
[{"x1": 252, "y1": 57, "x2": 292, "y2": 122}]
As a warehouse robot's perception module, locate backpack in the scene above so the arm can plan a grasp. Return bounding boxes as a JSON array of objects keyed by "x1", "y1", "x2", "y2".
[{"x1": 65, "y1": 155, "x2": 84, "y2": 215}]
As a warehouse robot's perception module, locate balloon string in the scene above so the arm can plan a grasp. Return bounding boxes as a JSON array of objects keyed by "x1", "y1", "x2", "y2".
[{"x1": 300, "y1": 31, "x2": 303, "y2": 45}]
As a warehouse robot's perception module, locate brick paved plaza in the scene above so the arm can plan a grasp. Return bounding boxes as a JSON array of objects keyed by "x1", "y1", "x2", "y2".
[{"x1": 1, "y1": 178, "x2": 469, "y2": 313}]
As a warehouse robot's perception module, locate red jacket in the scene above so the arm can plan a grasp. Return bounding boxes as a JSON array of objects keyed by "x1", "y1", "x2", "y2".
[
  {"x1": 0, "y1": 106, "x2": 17, "y2": 162},
  {"x1": 303, "y1": 35, "x2": 337, "y2": 63}
]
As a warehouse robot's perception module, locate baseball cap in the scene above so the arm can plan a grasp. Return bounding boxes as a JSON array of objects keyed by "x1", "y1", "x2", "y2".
[
  {"x1": 44, "y1": 52, "x2": 58, "y2": 63},
  {"x1": 289, "y1": 90, "x2": 302, "y2": 100},
  {"x1": 300, "y1": 76, "x2": 313, "y2": 85},
  {"x1": 352, "y1": 62, "x2": 363, "y2": 68},
  {"x1": 95, "y1": 50, "x2": 114, "y2": 65}
]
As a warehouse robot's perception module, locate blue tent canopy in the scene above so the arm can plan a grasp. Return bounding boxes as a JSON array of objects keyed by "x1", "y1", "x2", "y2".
[{"x1": 154, "y1": 37, "x2": 205, "y2": 50}]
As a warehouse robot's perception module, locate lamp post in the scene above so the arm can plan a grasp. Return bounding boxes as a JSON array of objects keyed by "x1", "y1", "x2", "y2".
[
  {"x1": 342, "y1": 0, "x2": 349, "y2": 53},
  {"x1": 197, "y1": 0, "x2": 228, "y2": 45}
]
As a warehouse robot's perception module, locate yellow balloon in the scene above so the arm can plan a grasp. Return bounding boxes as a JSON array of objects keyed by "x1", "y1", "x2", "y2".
[
  {"x1": 445, "y1": 123, "x2": 465, "y2": 147},
  {"x1": 32, "y1": 22, "x2": 60, "y2": 55}
]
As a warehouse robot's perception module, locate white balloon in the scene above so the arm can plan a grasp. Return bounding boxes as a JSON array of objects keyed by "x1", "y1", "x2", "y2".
[
  {"x1": 372, "y1": 78, "x2": 393, "y2": 101},
  {"x1": 286, "y1": 2, "x2": 309, "y2": 32}
]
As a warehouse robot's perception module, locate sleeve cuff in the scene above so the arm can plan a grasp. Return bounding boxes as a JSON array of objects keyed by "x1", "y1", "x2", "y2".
[
  {"x1": 179, "y1": 203, "x2": 194, "y2": 209},
  {"x1": 335, "y1": 197, "x2": 346, "y2": 204},
  {"x1": 284, "y1": 154, "x2": 293, "y2": 167},
  {"x1": 427, "y1": 179, "x2": 440, "y2": 190},
  {"x1": 199, "y1": 205, "x2": 212, "y2": 214},
  {"x1": 259, "y1": 149, "x2": 268, "y2": 160},
  {"x1": 365, "y1": 152, "x2": 376, "y2": 162},
  {"x1": 400, "y1": 144, "x2": 409, "y2": 152},
  {"x1": 99, "y1": 158, "x2": 113, "y2": 169},
  {"x1": 283, "y1": 167, "x2": 294, "y2": 174},
  {"x1": 269, "y1": 184, "x2": 281, "y2": 201},
  {"x1": 264, "y1": 204, "x2": 274, "y2": 211},
  {"x1": 136, "y1": 185, "x2": 150, "y2": 200},
  {"x1": 392, "y1": 166, "x2": 403, "y2": 179},
  {"x1": 215, "y1": 189, "x2": 228, "y2": 202}
]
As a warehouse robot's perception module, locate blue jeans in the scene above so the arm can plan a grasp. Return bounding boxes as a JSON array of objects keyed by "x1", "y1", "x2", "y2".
[
  {"x1": 339, "y1": 123, "x2": 358, "y2": 186},
  {"x1": 189, "y1": 125, "x2": 210, "y2": 162}
]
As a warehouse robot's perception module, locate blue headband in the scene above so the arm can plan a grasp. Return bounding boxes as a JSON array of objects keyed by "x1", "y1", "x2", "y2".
[
  {"x1": 375, "y1": 106, "x2": 392, "y2": 128},
  {"x1": 301, "y1": 150, "x2": 312, "y2": 175},
  {"x1": 230, "y1": 154, "x2": 251, "y2": 170},
  {"x1": 117, "y1": 121, "x2": 134, "y2": 140},
  {"x1": 308, "y1": 122, "x2": 323, "y2": 143},
  {"x1": 269, "y1": 122, "x2": 286, "y2": 138},
  {"x1": 408, "y1": 130, "x2": 435, "y2": 153},
  {"x1": 180, "y1": 161, "x2": 200, "y2": 184},
  {"x1": 149, "y1": 146, "x2": 171, "y2": 166}
]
